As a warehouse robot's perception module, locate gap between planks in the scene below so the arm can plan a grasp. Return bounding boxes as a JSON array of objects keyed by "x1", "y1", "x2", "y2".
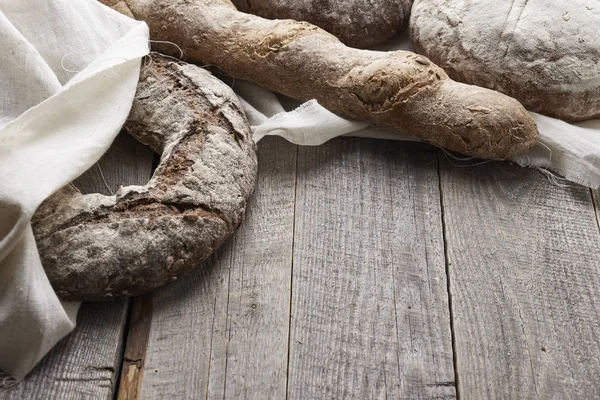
[
  {"x1": 437, "y1": 149, "x2": 461, "y2": 400},
  {"x1": 115, "y1": 295, "x2": 153, "y2": 400},
  {"x1": 591, "y1": 189, "x2": 600, "y2": 236},
  {"x1": 440, "y1": 157, "x2": 600, "y2": 399},
  {"x1": 284, "y1": 145, "x2": 300, "y2": 400}
]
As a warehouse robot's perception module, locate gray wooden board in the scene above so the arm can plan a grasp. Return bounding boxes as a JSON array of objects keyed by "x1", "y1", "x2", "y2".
[
  {"x1": 137, "y1": 137, "x2": 298, "y2": 399},
  {"x1": 0, "y1": 132, "x2": 155, "y2": 400},
  {"x1": 287, "y1": 139, "x2": 456, "y2": 399},
  {"x1": 10, "y1": 129, "x2": 600, "y2": 400},
  {"x1": 440, "y1": 158, "x2": 600, "y2": 399}
]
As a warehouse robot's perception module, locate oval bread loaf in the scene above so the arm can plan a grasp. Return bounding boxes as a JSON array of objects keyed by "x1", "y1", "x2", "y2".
[
  {"x1": 410, "y1": 0, "x2": 600, "y2": 121},
  {"x1": 32, "y1": 53, "x2": 258, "y2": 301}
]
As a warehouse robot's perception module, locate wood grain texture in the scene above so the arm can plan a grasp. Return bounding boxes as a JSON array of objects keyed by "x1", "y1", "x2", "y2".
[
  {"x1": 440, "y1": 158, "x2": 600, "y2": 399},
  {"x1": 135, "y1": 136, "x2": 297, "y2": 399},
  {"x1": 0, "y1": 132, "x2": 154, "y2": 400},
  {"x1": 117, "y1": 295, "x2": 153, "y2": 400},
  {"x1": 288, "y1": 138, "x2": 455, "y2": 399},
  {"x1": 74, "y1": 131, "x2": 156, "y2": 195},
  {"x1": 0, "y1": 303, "x2": 128, "y2": 400}
]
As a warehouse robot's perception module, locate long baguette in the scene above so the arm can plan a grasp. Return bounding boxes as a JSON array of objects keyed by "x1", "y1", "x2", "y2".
[{"x1": 102, "y1": 0, "x2": 538, "y2": 159}]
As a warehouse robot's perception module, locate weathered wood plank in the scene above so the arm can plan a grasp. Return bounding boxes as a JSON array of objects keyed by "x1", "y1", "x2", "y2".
[
  {"x1": 214, "y1": 140, "x2": 296, "y2": 399},
  {"x1": 288, "y1": 139, "x2": 455, "y2": 399},
  {"x1": 0, "y1": 302, "x2": 128, "y2": 400},
  {"x1": 0, "y1": 132, "x2": 155, "y2": 400},
  {"x1": 440, "y1": 159, "x2": 600, "y2": 399},
  {"x1": 117, "y1": 294, "x2": 153, "y2": 400},
  {"x1": 135, "y1": 136, "x2": 297, "y2": 399}
]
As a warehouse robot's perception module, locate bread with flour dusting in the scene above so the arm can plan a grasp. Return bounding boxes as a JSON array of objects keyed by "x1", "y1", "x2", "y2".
[
  {"x1": 410, "y1": 0, "x2": 600, "y2": 121},
  {"x1": 231, "y1": 0, "x2": 413, "y2": 48}
]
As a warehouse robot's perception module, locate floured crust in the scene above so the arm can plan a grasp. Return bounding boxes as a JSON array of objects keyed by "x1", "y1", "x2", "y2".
[
  {"x1": 231, "y1": 0, "x2": 414, "y2": 48},
  {"x1": 410, "y1": 0, "x2": 600, "y2": 121},
  {"x1": 32, "y1": 53, "x2": 258, "y2": 301},
  {"x1": 104, "y1": 0, "x2": 538, "y2": 159}
]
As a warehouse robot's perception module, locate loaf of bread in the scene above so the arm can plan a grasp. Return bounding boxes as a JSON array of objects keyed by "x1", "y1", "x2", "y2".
[
  {"x1": 411, "y1": 0, "x2": 600, "y2": 121},
  {"x1": 33, "y1": 53, "x2": 257, "y2": 301},
  {"x1": 101, "y1": 0, "x2": 539, "y2": 160}
]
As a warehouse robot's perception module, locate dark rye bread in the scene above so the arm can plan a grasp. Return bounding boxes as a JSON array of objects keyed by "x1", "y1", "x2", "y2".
[
  {"x1": 410, "y1": 0, "x2": 600, "y2": 122},
  {"x1": 32, "y1": 53, "x2": 258, "y2": 301},
  {"x1": 231, "y1": 0, "x2": 414, "y2": 48}
]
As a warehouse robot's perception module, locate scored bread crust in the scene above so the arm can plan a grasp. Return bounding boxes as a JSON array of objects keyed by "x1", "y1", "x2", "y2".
[
  {"x1": 32, "y1": 53, "x2": 258, "y2": 301},
  {"x1": 410, "y1": 0, "x2": 600, "y2": 122},
  {"x1": 100, "y1": 0, "x2": 538, "y2": 160},
  {"x1": 231, "y1": 0, "x2": 414, "y2": 48}
]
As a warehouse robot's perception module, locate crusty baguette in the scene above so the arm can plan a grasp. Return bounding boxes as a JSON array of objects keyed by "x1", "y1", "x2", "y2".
[{"x1": 102, "y1": 0, "x2": 538, "y2": 160}]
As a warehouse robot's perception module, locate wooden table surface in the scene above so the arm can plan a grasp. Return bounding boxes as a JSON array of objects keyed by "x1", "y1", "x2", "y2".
[{"x1": 2, "y1": 132, "x2": 600, "y2": 400}]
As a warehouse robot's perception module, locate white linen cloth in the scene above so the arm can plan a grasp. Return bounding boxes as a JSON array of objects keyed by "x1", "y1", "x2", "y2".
[
  {"x1": 235, "y1": 32, "x2": 600, "y2": 189},
  {"x1": 0, "y1": 0, "x2": 148, "y2": 383}
]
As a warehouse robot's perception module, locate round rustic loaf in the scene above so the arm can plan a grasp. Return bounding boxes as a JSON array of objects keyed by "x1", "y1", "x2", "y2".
[
  {"x1": 410, "y1": 0, "x2": 600, "y2": 121},
  {"x1": 231, "y1": 0, "x2": 414, "y2": 48},
  {"x1": 32, "y1": 53, "x2": 258, "y2": 301}
]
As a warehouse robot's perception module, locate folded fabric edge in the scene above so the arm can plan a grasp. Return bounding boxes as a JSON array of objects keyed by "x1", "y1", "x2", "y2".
[
  {"x1": 517, "y1": 163, "x2": 600, "y2": 190},
  {"x1": 64, "y1": 22, "x2": 150, "y2": 89},
  {"x1": 0, "y1": 18, "x2": 149, "y2": 387},
  {"x1": 243, "y1": 92, "x2": 600, "y2": 189},
  {"x1": 0, "y1": 25, "x2": 149, "y2": 149}
]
